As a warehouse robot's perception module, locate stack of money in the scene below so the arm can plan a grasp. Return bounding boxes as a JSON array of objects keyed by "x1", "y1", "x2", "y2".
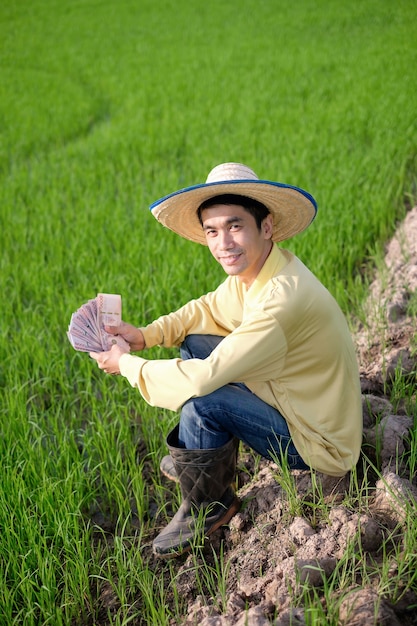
[{"x1": 67, "y1": 293, "x2": 130, "y2": 353}]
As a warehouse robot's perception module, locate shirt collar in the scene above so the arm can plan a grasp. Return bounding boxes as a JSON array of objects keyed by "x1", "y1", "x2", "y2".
[{"x1": 245, "y1": 245, "x2": 288, "y2": 302}]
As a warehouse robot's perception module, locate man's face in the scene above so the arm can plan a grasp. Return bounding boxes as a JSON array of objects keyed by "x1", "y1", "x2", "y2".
[{"x1": 200, "y1": 204, "x2": 273, "y2": 287}]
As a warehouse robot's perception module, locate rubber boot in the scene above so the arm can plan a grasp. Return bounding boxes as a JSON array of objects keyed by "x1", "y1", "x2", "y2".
[
  {"x1": 153, "y1": 426, "x2": 241, "y2": 558},
  {"x1": 160, "y1": 439, "x2": 239, "y2": 483}
]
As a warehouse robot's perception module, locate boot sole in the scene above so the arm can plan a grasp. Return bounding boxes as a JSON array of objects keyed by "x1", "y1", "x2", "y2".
[{"x1": 154, "y1": 496, "x2": 241, "y2": 559}]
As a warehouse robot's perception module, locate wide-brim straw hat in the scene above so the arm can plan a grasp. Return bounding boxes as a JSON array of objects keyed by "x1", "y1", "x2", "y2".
[{"x1": 150, "y1": 162, "x2": 317, "y2": 245}]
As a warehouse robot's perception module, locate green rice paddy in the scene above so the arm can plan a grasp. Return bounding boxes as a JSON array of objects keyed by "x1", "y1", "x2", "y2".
[{"x1": 1, "y1": 0, "x2": 416, "y2": 623}]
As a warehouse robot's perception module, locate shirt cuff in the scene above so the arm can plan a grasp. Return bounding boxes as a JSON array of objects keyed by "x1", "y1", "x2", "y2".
[{"x1": 119, "y1": 353, "x2": 146, "y2": 387}]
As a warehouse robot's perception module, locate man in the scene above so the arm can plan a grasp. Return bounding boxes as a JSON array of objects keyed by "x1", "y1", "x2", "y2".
[{"x1": 90, "y1": 162, "x2": 363, "y2": 559}]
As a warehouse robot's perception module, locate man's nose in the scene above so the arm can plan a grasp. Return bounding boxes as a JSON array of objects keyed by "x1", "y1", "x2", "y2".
[{"x1": 219, "y1": 230, "x2": 234, "y2": 249}]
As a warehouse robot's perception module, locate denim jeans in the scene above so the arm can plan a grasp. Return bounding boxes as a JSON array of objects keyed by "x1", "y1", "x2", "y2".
[{"x1": 178, "y1": 335, "x2": 308, "y2": 470}]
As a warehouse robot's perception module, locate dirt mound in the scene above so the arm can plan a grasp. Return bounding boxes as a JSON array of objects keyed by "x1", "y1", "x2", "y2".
[
  {"x1": 356, "y1": 206, "x2": 417, "y2": 394},
  {"x1": 173, "y1": 208, "x2": 417, "y2": 626}
]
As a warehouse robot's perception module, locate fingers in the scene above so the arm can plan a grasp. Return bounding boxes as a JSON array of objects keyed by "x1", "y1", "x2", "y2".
[
  {"x1": 89, "y1": 350, "x2": 120, "y2": 375},
  {"x1": 104, "y1": 324, "x2": 119, "y2": 335},
  {"x1": 89, "y1": 351, "x2": 106, "y2": 369}
]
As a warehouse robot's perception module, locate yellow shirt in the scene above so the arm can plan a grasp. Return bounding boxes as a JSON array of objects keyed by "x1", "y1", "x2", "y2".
[{"x1": 120, "y1": 245, "x2": 362, "y2": 476}]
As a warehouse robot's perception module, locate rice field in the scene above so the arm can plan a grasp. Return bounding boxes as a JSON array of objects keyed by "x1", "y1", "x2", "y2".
[{"x1": 0, "y1": 0, "x2": 416, "y2": 623}]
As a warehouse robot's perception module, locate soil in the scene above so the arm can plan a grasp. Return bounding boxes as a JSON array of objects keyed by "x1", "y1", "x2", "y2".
[{"x1": 94, "y1": 207, "x2": 417, "y2": 626}]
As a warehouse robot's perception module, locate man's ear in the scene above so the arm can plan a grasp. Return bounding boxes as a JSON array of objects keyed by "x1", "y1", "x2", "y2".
[{"x1": 262, "y1": 214, "x2": 274, "y2": 239}]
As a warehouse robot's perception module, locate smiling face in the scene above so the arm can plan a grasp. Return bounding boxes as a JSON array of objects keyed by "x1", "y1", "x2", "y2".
[{"x1": 200, "y1": 204, "x2": 274, "y2": 287}]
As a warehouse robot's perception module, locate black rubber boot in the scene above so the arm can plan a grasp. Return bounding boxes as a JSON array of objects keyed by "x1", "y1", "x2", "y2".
[{"x1": 153, "y1": 426, "x2": 241, "y2": 558}]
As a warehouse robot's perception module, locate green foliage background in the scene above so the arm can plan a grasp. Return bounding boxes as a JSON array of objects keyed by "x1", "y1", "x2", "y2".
[{"x1": 0, "y1": 0, "x2": 416, "y2": 623}]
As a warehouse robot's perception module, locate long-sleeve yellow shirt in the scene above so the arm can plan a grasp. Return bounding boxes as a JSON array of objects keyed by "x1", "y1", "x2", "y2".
[{"x1": 120, "y1": 245, "x2": 362, "y2": 476}]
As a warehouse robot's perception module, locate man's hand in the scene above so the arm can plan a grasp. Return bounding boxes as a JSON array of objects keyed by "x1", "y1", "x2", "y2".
[
  {"x1": 104, "y1": 321, "x2": 146, "y2": 352},
  {"x1": 90, "y1": 343, "x2": 128, "y2": 375}
]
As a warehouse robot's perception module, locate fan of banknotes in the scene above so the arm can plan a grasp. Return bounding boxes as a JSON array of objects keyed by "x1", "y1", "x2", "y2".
[{"x1": 67, "y1": 293, "x2": 130, "y2": 353}]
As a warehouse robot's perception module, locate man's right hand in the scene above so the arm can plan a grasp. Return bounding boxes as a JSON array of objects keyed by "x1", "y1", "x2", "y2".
[{"x1": 104, "y1": 321, "x2": 146, "y2": 352}]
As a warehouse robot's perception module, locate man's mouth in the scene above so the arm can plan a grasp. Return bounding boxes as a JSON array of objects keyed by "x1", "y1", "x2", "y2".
[{"x1": 220, "y1": 253, "x2": 242, "y2": 266}]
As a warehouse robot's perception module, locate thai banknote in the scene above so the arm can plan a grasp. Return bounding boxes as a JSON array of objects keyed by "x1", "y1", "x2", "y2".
[{"x1": 67, "y1": 294, "x2": 130, "y2": 353}]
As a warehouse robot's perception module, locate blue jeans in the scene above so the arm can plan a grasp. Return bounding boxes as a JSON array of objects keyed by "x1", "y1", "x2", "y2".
[{"x1": 178, "y1": 335, "x2": 309, "y2": 470}]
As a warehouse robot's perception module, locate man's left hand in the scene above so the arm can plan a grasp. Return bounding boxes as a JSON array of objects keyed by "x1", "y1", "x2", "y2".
[{"x1": 89, "y1": 343, "x2": 128, "y2": 375}]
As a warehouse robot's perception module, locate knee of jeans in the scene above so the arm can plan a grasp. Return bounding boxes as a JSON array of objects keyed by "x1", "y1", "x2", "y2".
[
  {"x1": 180, "y1": 336, "x2": 193, "y2": 360},
  {"x1": 181, "y1": 397, "x2": 202, "y2": 426},
  {"x1": 181, "y1": 334, "x2": 225, "y2": 361},
  {"x1": 182, "y1": 395, "x2": 216, "y2": 431}
]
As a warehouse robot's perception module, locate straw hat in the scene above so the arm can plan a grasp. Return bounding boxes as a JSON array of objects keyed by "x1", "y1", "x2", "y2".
[{"x1": 150, "y1": 163, "x2": 317, "y2": 245}]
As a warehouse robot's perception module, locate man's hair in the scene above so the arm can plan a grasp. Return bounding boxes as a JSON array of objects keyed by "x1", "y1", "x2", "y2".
[{"x1": 197, "y1": 194, "x2": 271, "y2": 231}]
